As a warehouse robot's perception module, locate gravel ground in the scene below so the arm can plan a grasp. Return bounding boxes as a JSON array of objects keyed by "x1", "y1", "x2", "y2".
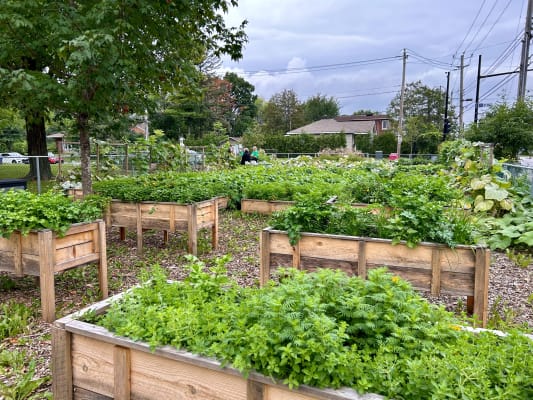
[{"x1": 0, "y1": 209, "x2": 532, "y2": 398}]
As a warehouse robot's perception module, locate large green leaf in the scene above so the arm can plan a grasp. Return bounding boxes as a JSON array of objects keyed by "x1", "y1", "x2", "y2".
[
  {"x1": 484, "y1": 183, "x2": 508, "y2": 201},
  {"x1": 517, "y1": 231, "x2": 533, "y2": 246}
]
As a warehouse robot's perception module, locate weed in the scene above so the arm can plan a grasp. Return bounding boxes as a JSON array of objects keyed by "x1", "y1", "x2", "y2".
[
  {"x1": 0, "y1": 300, "x2": 33, "y2": 340},
  {"x1": 506, "y1": 248, "x2": 533, "y2": 268},
  {"x1": 0, "y1": 349, "x2": 51, "y2": 400}
]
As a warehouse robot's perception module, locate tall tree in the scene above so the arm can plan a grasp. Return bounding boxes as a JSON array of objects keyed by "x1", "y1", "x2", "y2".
[
  {"x1": 0, "y1": 0, "x2": 247, "y2": 193},
  {"x1": 0, "y1": 1, "x2": 64, "y2": 180},
  {"x1": 261, "y1": 89, "x2": 305, "y2": 134},
  {"x1": 466, "y1": 100, "x2": 533, "y2": 160},
  {"x1": 303, "y1": 94, "x2": 339, "y2": 123},
  {"x1": 388, "y1": 81, "x2": 454, "y2": 147},
  {"x1": 224, "y1": 72, "x2": 257, "y2": 136}
]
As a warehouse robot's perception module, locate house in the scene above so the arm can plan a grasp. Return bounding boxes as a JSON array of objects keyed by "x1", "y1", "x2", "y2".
[{"x1": 286, "y1": 114, "x2": 391, "y2": 152}]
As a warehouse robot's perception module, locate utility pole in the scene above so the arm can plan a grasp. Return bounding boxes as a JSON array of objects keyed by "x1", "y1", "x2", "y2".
[
  {"x1": 397, "y1": 48, "x2": 407, "y2": 157},
  {"x1": 459, "y1": 53, "x2": 465, "y2": 134},
  {"x1": 517, "y1": 0, "x2": 533, "y2": 100},
  {"x1": 443, "y1": 71, "x2": 450, "y2": 141},
  {"x1": 475, "y1": 55, "x2": 482, "y2": 124}
]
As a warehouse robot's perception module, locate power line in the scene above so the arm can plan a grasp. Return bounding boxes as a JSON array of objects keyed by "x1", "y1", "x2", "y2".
[
  {"x1": 462, "y1": 0, "x2": 499, "y2": 54},
  {"x1": 453, "y1": 0, "x2": 487, "y2": 59},
  {"x1": 470, "y1": 0, "x2": 514, "y2": 54},
  {"x1": 236, "y1": 56, "x2": 402, "y2": 76}
]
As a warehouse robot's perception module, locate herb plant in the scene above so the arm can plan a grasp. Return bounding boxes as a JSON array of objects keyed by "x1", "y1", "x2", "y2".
[
  {"x1": 0, "y1": 190, "x2": 107, "y2": 237},
  {"x1": 86, "y1": 258, "x2": 533, "y2": 398}
]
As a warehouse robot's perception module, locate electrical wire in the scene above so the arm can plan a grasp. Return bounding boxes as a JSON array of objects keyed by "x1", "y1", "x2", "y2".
[
  {"x1": 462, "y1": 0, "x2": 499, "y2": 55},
  {"x1": 470, "y1": 0, "x2": 515, "y2": 54},
  {"x1": 235, "y1": 56, "x2": 402, "y2": 77},
  {"x1": 453, "y1": 0, "x2": 487, "y2": 59}
]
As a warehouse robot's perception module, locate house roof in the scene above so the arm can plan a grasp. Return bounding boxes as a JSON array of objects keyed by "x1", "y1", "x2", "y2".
[
  {"x1": 286, "y1": 118, "x2": 375, "y2": 135},
  {"x1": 335, "y1": 114, "x2": 389, "y2": 122}
]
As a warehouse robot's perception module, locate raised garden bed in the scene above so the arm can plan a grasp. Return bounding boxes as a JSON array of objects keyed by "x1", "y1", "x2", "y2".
[
  {"x1": 105, "y1": 198, "x2": 220, "y2": 255},
  {"x1": 260, "y1": 227, "x2": 490, "y2": 326},
  {"x1": 0, "y1": 220, "x2": 107, "y2": 322},
  {"x1": 241, "y1": 199, "x2": 370, "y2": 214},
  {"x1": 51, "y1": 292, "x2": 384, "y2": 400}
]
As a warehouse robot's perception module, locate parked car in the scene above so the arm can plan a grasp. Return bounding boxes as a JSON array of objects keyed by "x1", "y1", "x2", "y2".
[
  {"x1": 1, "y1": 152, "x2": 29, "y2": 164},
  {"x1": 48, "y1": 152, "x2": 64, "y2": 164}
]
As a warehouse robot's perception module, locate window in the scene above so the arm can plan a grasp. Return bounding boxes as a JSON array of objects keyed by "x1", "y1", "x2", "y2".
[{"x1": 381, "y1": 120, "x2": 390, "y2": 130}]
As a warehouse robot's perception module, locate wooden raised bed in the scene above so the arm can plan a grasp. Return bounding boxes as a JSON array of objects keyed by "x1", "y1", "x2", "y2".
[
  {"x1": 0, "y1": 220, "x2": 108, "y2": 322},
  {"x1": 241, "y1": 199, "x2": 371, "y2": 214},
  {"x1": 52, "y1": 296, "x2": 384, "y2": 400},
  {"x1": 105, "y1": 198, "x2": 220, "y2": 256},
  {"x1": 260, "y1": 228, "x2": 490, "y2": 327}
]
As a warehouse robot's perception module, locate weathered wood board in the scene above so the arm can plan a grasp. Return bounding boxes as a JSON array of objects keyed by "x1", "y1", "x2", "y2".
[
  {"x1": 52, "y1": 296, "x2": 384, "y2": 400},
  {"x1": 260, "y1": 228, "x2": 490, "y2": 327},
  {"x1": 0, "y1": 220, "x2": 108, "y2": 322},
  {"x1": 105, "y1": 198, "x2": 220, "y2": 256}
]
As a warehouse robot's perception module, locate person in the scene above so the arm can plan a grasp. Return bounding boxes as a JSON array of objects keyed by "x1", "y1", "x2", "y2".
[
  {"x1": 240, "y1": 148, "x2": 251, "y2": 165},
  {"x1": 251, "y1": 146, "x2": 259, "y2": 162}
]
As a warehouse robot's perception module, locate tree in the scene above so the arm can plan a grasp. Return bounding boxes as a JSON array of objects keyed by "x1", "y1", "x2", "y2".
[
  {"x1": 261, "y1": 89, "x2": 305, "y2": 134},
  {"x1": 224, "y1": 72, "x2": 257, "y2": 136},
  {"x1": 302, "y1": 94, "x2": 339, "y2": 123},
  {"x1": 0, "y1": 0, "x2": 247, "y2": 193},
  {"x1": 466, "y1": 100, "x2": 533, "y2": 160},
  {"x1": 388, "y1": 81, "x2": 455, "y2": 151},
  {"x1": 0, "y1": 1, "x2": 64, "y2": 180}
]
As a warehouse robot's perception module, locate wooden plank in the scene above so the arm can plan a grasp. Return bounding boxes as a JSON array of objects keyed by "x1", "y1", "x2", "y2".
[
  {"x1": 136, "y1": 203, "x2": 143, "y2": 255},
  {"x1": 299, "y1": 257, "x2": 356, "y2": 276},
  {"x1": 473, "y1": 247, "x2": 490, "y2": 326},
  {"x1": 73, "y1": 387, "x2": 112, "y2": 400},
  {"x1": 13, "y1": 233, "x2": 23, "y2": 277},
  {"x1": 169, "y1": 205, "x2": 175, "y2": 233},
  {"x1": 212, "y1": 199, "x2": 219, "y2": 249},
  {"x1": 98, "y1": 220, "x2": 108, "y2": 299},
  {"x1": 292, "y1": 243, "x2": 300, "y2": 269},
  {"x1": 248, "y1": 380, "x2": 264, "y2": 400},
  {"x1": 55, "y1": 254, "x2": 101, "y2": 272},
  {"x1": 129, "y1": 350, "x2": 247, "y2": 400},
  {"x1": 38, "y1": 230, "x2": 56, "y2": 323},
  {"x1": 51, "y1": 325, "x2": 73, "y2": 400},
  {"x1": 260, "y1": 230, "x2": 271, "y2": 287},
  {"x1": 188, "y1": 203, "x2": 198, "y2": 255},
  {"x1": 298, "y1": 235, "x2": 359, "y2": 262},
  {"x1": 357, "y1": 241, "x2": 367, "y2": 278},
  {"x1": 430, "y1": 248, "x2": 441, "y2": 296},
  {"x1": 114, "y1": 346, "x2": 131, "y2": 400},
  {"x1": 72, "y1": 335, "x2": 115, "y2": 397}
]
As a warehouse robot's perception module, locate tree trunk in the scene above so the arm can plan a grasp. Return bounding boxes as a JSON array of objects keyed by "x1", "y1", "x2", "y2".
[
  {"x1": 77, "y1": 112, "x2": 93, "y2": 195},
  {"x1": 25, "y1": 110, "x2": 53, "y2": 181}
]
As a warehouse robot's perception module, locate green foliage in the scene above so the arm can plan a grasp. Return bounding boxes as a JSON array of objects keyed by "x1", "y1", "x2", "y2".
[
  {"x1": 372, "y1": 132, "x2": 398, "y2": 155},
  {"x1": 0, "y1": 300, "x2": 33, "y2": 340},
  {"x1": 270, "y1": 175, "x2": 475, "y2": 248},
  {"x1": 87, "y1": 259, "x2": 533, "y2": 398},
  {"x1": 302, "y1": 94, "x2": 340, "y2": 123},
  {"x1": 259, "y1": 132, "x2": 346, "y2": 154},
  {"x1": 0, "y1": 190, "x2": 107, "y2": 237},
  {"x1": 466, "y1": 100, "x2": 533, "y2": 160},
  {"x1": 0, "y1": 349, "x2": 51, "y2": 400}
]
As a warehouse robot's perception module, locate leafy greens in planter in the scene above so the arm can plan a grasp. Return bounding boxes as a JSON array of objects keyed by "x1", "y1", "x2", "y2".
[
  {"x1": 0, "y1": 190, "x2": 107, "y2": 237},
  {"x1": 83, "y1": 257, "x2": 532, "y2": 399},
  {"x1": 269, "y1": 197, "x2": 479, "y2": 248}
]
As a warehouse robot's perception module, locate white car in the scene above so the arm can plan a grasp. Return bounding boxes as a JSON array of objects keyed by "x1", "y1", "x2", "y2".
[{"x1": 1, "y1": 152, "x2": 29, "y2": 164}]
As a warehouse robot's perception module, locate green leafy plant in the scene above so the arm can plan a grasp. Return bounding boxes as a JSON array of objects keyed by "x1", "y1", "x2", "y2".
[
  {"x1": 0, "y1": 190, "x2": 107, "y2": 237},
  {"x1": 0, "y1": 300, "x2": 33, "y2": 340},
  {"x1": 84, "y1": 259, "x2": 533, "y2": 398},
  {"x1": 0, "y1": 349, "x2": 50, "y2": 400}
]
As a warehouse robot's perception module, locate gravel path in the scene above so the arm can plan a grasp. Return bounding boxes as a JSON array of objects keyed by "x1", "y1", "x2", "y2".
[{"x1": 0, "y1": 209, "x2": 531, "y2": 397}]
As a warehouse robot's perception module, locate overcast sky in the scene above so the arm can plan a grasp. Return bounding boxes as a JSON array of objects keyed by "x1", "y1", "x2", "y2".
[{"x1": 219, "y1": 0, "x2": 530, "y2": 124}]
